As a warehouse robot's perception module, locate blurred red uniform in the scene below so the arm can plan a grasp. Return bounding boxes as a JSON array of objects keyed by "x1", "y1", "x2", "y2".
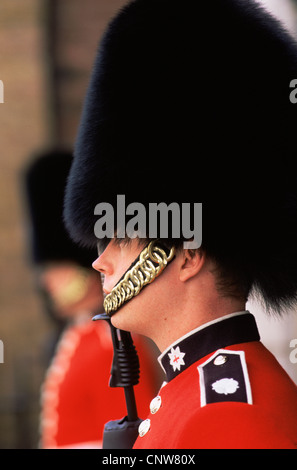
[{"x1": 40, "y1": 318, "x2": 157, "y2": 449}]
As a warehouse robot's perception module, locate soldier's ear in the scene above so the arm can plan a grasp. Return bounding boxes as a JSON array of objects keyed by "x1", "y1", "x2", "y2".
[{"x1": 179, "y1": 249, "x2": 205, "y2": 282}]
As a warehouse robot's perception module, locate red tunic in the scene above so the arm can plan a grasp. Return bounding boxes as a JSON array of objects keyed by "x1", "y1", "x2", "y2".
[
  {"x1": 40, "y1": 319, "x2": 157, "y2": 448},
  {"x1": 134, "y1": 312, "x2": 297, "y2": 449}
]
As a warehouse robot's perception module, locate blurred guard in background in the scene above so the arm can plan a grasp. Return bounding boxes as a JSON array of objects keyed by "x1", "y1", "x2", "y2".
[
  {"x1": 24, "y1": 150, "x2": 160, "y2": 448},
  {"x1": 64, "y1": 0, "x2": 297, "y2": 448}
]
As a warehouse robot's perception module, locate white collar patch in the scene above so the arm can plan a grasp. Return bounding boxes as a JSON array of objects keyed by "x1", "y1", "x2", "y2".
[{"x1": 168, "y1": 346, "x2": 186, "y2": 371}]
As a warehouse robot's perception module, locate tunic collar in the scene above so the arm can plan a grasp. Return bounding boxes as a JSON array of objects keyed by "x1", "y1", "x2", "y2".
[{"x1": 158, "y1": 311, "x2": 260, "y2": 382}]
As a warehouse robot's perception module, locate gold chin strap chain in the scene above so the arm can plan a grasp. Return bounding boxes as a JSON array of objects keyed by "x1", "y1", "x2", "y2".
[{"x1": 103, "y1": 241, "x2": 176, "y2": 316}]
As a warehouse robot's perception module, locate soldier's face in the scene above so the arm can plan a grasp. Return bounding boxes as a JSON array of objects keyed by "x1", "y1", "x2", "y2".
[
  {"x1": 92, "y1": 238, "x2": 180, "y2": 340},
  {"x1": 40, "y1": 263, "x2": 103, "y2": 318},
  {"x1": 92, "y1": 239, "x2": 146, "y2": 297}
]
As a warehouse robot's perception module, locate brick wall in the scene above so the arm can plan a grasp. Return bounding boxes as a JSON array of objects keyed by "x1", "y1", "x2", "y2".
[{"x1": 0, "y1": 0, "x2": 126, "y2": 449}]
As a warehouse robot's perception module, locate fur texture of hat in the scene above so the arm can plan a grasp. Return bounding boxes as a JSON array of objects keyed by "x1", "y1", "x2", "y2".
[
  {"x1": 64, "y1": 0, "x2": 297, "y2": 312},
  {"x1": 24, "y1": 150, "x2": 97, "y2": 267}
]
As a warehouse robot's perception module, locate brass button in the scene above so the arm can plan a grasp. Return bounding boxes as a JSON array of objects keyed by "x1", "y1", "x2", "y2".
[
  {"x1": 213, "y1": 354, "x2": 228, "y2": 366},
  {"x1": 138, "y1": 419, "x2": 151, "y2": 437},
  {"x1": 150, "y1": 395, "x2": 162, "y2": 414}
]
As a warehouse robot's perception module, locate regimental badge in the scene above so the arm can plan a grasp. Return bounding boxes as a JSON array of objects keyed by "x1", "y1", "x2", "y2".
[
  {"x1": 212, "y1": 378, "x2": 239, "y2": 395},
  {"x1": 198, "y1": 349, "x2": 252, "y2": 407},
  {"x1": 168, "y1": 346, "x2": 186, "y2": 372}
]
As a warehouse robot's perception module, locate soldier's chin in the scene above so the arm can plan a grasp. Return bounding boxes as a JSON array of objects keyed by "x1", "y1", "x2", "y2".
[
  {"x1": 110, "y1": 302, "x2": 132, "y2": 330},
  {"x1": 109, "y1": 299, "x2": 142, "y2": 335}
]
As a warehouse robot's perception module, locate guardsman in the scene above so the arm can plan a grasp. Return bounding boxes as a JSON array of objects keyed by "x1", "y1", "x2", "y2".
[
  {"x1": 64, "y1": 0, "x2": 297, "y2": 448},
  {"x1": 24, "y1": 151, "x2": 160, "y2": 448}
]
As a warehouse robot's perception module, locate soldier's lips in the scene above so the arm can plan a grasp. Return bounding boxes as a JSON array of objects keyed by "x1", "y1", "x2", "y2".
[{"x1": 100, "y1": 274, "x2": 111, "y2": 296}]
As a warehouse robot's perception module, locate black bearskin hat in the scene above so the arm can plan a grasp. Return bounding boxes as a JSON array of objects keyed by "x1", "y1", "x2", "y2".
[
  {"x1": 24, "y1": 150, "x2": 96, "y2": 267},
  {"x1": 64, "y1": 0, "x2": 297, "y2": 312}
]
